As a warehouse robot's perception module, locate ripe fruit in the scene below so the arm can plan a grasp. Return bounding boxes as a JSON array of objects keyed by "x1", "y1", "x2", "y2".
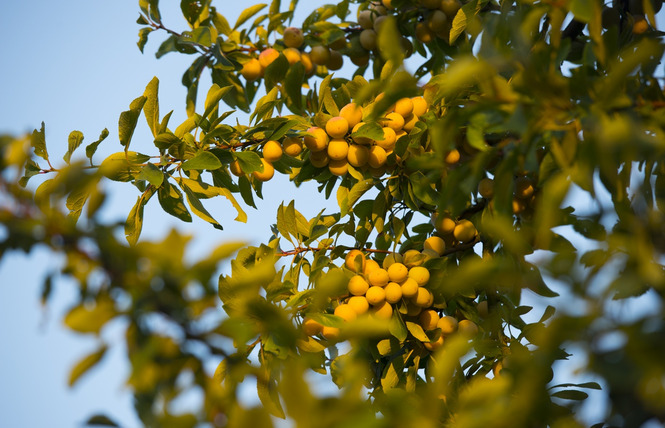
[
  {"x1": 300, "y1": 52, "x2": 315, "y2": 75},
  {"x1": 412, "y1": 97, "x2": 428, "y2": 116},
  {"x1": 283, "y1": 27, "x2": 304, "y2": 48},
  {"x1": 229, "y1": 160, "x2": 243, "y2": 177},
  {"x1": 382, "y1": 252, "x2": 404, "y2": 269},
  {"x1": 382, "y1": 112, "x2": 405, "y2": 131},
  {"x1": 402, "y1": 114, "x2": 419, "y2": 132},
  {"x1": 310, "y1": 150, "x2": 329, "y2": 168},
  {"x1": 394, "y1": 98, "x2": 414, "y2": 117},
  {"x1": 408, "y1": 266, "x2": 430, "y2": 286},
  {"x1": 403, "y1": 249, "x2": 425, "y2": 267},
  {"x1": 424, "y1": 333, "x2": 444, "y2": 351},
  {"x1": 363, "y1": 259, "x2": 381, "y2": 276},
  {"x1": 258, "y1": 48, "x2": 280, "y2": 68},
  {"x1": 424, "y1": 236, "x2": 446, "y2": 256},
  {"x1": 384, "y1": 282, "x2": 403, "y2": 303},
  {"x1": 283, "y1": 136, "x2": 303, "y2": 157},
  {"x1": 304, "y1": 127, "x2": 329, "y2": 152},
  {"x1": 419, "y1": 309, "x2": 440, "y2": 330},
  {"x1": 252, "y1": 158, "x2": 274, "y2": 181},
  {"x1": 322, "y1": 325, "x2": 340, "y2": 341},
  {"x1": 327, "y1": 139, "x2": 349, "y2": 161},
  {"x1": 433, "y1": 213, "x2": 456, "y2": 235},
  {"x1": 376, "y1": 127, "x2": 397, "y2": 151},
  {"x1": 387, "y1": 263, "x2": 409, "y2": 283},
  {"x1": 339, "y1": 103, "x2": 364, "y2": 129},
  {"x1": 444, "y1": 148, "x2": 460, "y2": 165},
  {"x1": 351, "y1": 122, "x2": 373, "y2": 145},
  {"x1": 453, "y1": 219, "x2": 477, "y2": 243},
  {"x1": 478, "y1": 177, "x2": 494, "y2": 199},
  {"x1": 633, "y1": 15, "x2": 649, "y2": 34},
  {"x1": 437, "y1": 315, "x2": 458, "y2": 335},
  {"x1": 360, "y1": 29, "x2": 378, "y2": 50},
  {"x1": 458, "y1": 319, "x2": 479, "y2": 337},
  {"x1": 514, "y1": 176, "x2": 534, "y2": 199},
  {"x1": 240, "y1": 58, "x2": 262, "y2": 81},
  {"x1": 368, "y1": 145, "x2": 388, "y2": 168},
  {"x1": 440, "y1": 0, "x2": 462, "y2": 17},
  {"x1": 413, "y1": 287, "x2": 434, "y2": 307},
  {"x1": 400, "y1": 278, "x2": 419, "y2": 298},
  {"x1": 328, "y1": 159, "x2": 349, "y2": 176},
  {"x1": 326, "y1": 49, "x2": 344, "y2": 70},
  {"x1": 416, "y1": 22, "x2": 435, "y2": 43},
  {"x1": 368, "y1": 268, "x2": 390, "y2": 287},
  {"x1": 326, "y1": 117, "x2": 350, "y2": 139},
  {"x1": 348, "y1": 275, "x2": 370, "y2": 296},
  {"x1": 366, "y1": 285, "x2": 387, "y2": 305},
  {"x1": 310, "y1": 45, "x2": 331, "y2": 65},
  {"x1": 345, "y1": 249, "x2": 366, "y2": 272},
  {"x1": 372, "y1": 301, "x2": 393, "y2": 319},
  {"x1": 348, "y1": 295, "x2": 370, "y2": 315},
  {"x1": 302, "y1": 317, "x2": 323, "y2": 336},
  {"x1": 334, "y1": 304, "x2": 357, "y2": 322},
  {"x1": 282, "y1": 47, "x2": 301, "y2": 65},
  {"x1": 262, "y1": 140, "x2": 283, "y2": 162},
  {"x1": 347, "y1": 144, "x2": 370, "y2": 167}
]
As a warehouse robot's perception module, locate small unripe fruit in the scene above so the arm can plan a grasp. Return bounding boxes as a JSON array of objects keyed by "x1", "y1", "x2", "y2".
[
  {"x1": 240, "y1": 58, "x2": 263, "y2": 81},
  {"x1": 412, "y1": 97, "x2": 428, "y2": 116},
  {"x1": 360, "y1": 29, "x2": 378, "y2": 50},
  {"x1": 304, "y1": 127, "x2": 329, "y2": 152},
  {"x1": 310, "y1": 150, "x2": 329, "y2": 168},
  {"x1": 282, "y1": 47, "x2": 301, "y2": 65},
  {"x1": 368, "y1": 268, "x2": 390, "y2": 287},
  {"x1": 458, "y1": 319, "x2": 479, "y2": 337},
  {"x1": 302, "y1": 317, "x2": 323, "y2": 336},
  {"x1": 437, "y1": 315, "x2": 458, "y2": 335},
  {"x1": 384, "y1": 282, "x2": 403, "y2": 303},
  {"x1": 328, "y1": 36, "x2": 348, "y2": 51},
  {"x1": 400, "y1": 278, "x2": 419, "y2": 298},
  {"x1": 283, "y1": 27, "x2": 304, "y2": 48},
  {"x1": 357, "y1": 9, "x2": 375, "y2": 29},
  {"x1": 345, "y1": 249, "x2": 366, "y2": 272},
  {"x1": 421, "y1": 0, "x2": 442, "y2": 9},
  {"x1": 252, "y1": 158, "x2": 275, "y2": 181},
  {"x1": 258, "y1": 48, "x2": 280, "y2": 68},
  {"x1": 262, "y1": 140, "x2": 283, "y2": 163},
  {"x1": 366, "y1": 285, "x2": 387, "y2": 305},
  {"x1": 328, "y1": 159, "x2": 349, "y2": 176},
  {"x1": 368, "y1": 145, "x2": 388, "y2": 168},
  {"x1": 229, "y1": 160, "x2": 243, "y2": 177},
  {"x1": 347, "y1": 144, "x2": 370, "y2": 167},
  {"x1": 477, "y1": 300, "x2": 489, "y2": 318},
  {"x1": 372, "y1": 300, "x2": 393, "y2": 319},
  {"x1": 453, "y1": 219, "x2": 477, "y2": 243},
  {"x1": 424, "y1": 236, "x2": 446, "y2": 256},
  {"x1": 282, "y1": 136, "x2": 303, "y2": 157},
  {"x1": 350, "y1": 52, "x2": 370, "y2": 67},
  {"x1": 408, "y1": 266, "x2": 430, "y2": 286},
  {"x1": 327, "y1": 139, "x2": 349, "y2": 161},
  {"x1": 514, "y1": 176, "x2": 534, "y2": 199},
  {"x1": 310, "y1": 45, "x2": 331, "y2": 65},
  {"x1": 326, "y1": 49, "x2": 344, "y2": 71},
  {"x1": 348, "y1": 275, "x2": 370, "y2": 296},
  {"x1": 373, "y1": 15, "x2": 388, "y2": 33},
  {"x1": 416, "y1": 22, "x2": 435, "y2": 43},
  {"x1": 339, "y1": 103, "x2": 364, "y2": 129},
  {"x1": 326, "y1": 116, "x2": 350, "y2": 139},
  {"x1": 348, "y1": 296, "x2": 370, "y2": 315},
  {"x1": 478, "y1": 177, "x2": 494, "y2": 199},
  {"x1": 387, "y1": 263, "x2": 409, "y2": 283},
  {"x1": 440, "y1": 0, "x2": 462, "y2": 18},
  {"x1": 419, "y1": 309, "x2": 440, "y2": 330},
  {"x1": 427, "y1": 10, "x2": 448, "y2": 32}
]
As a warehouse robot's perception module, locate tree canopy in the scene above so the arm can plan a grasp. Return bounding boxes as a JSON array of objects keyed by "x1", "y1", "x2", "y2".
[{"x1": 2, "y1": 0, "x2": 665, "y2": 426}]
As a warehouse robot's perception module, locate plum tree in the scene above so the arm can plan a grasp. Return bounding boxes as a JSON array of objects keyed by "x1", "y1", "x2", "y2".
[{"x1": 2, "y1": 0, "x2": 665, "y2": 427}]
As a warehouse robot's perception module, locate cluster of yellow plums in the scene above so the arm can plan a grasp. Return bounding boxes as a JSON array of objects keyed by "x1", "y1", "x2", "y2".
[
  {"x1": 477, "y1": 174, "x2": 537, "y2": 215},
  {"x1": 307, "y1": 95, "x2": 428, "y2": 177},
  {"x1": 302, "y1": 235, "x2": 479, "y2": 351}
]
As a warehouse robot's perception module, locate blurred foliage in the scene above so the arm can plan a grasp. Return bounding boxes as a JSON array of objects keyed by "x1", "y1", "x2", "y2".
[{"x1": 2, "y1": 0, "x2": 665, "y2": 426}]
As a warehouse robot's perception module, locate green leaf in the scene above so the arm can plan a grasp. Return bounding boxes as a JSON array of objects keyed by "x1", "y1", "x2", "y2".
[
  {"x1": 203, "y1": 84, "x2": 232, "y2": 119},
  {"x1": 307, "y1": 313, "x2": 344, "y2": 328},
  {"x1": 118, "y1": 95, "x2": 147, "y2": 148},
  {"x1": 552, "y1": 389, "x2": 589, "y2": 400},
  {"x1": 179, "y1": 27, "x2": 213, "y2": 48},
  {"x1": 406, "y1": 321, "x2": 430, "y2": 342},
  {"x1": 158, "y1": 181, "x2": 192, "y2": 222},
  {"x1": 389, "y1": 310, "x2": 407, "y2": 341},
  {"x1": 450, "y1": 0, "x2": 478, "y2": 44},
  {"x1": 139, "y1": 0, "x2": 161, "y2": 23},
  {"x1": 569, "y1": 0, "x2": 593, "y2": 22},
  {"x1": 351, "y1": 122, "x2": 383, "y2": 142},
  {"x1": 347, "y1": 179, "x2": 375, "y2": 213},
  {"x1": 31, "y1": 122, "x2": 48, "y2": 161},
  {"x1": 179, "y1": 181, "x2": 221, "y2": 227},
  {"x1": 85, "y1": 128, "x2": 109, "y2": 162},
  {"x1": 143, "y1": 77, "x2": 160, "y2": 138},
  {"x1": 64, "y1": 299, "x2": 116, "y2": 334},
  {"x1": 137, "y1": 163, "x2": 164, "y2": 187},
  {"x1": 137, "y1": 27, "x2": 153, "y2": 53},
  {"x1": 234, "y1": 4, "x2": 267, "y2": 29},
  {"x1": 125, "y1": 187, "x2": 155, "y2": 245},
  {"x1": 257, "y1": 376, "x2": 285, "y2": 419},
  {"x1": 85, "y1": 414, "x2": 120, "y2": 427},
  {"x1": 182, "y1": 151, "x2": 222, "y2": 171},
  {"x1": 99, "y1": 152, "x2": 150, "y2": 182},
  {"x1": 63, "y1": 130, "x2": 84, "y2": 164},
  {"x1": 234, "y1": 150, "x2": 263, "y2": 174},
  {"x1": 68, "y1": 345, "x2": 108, "y2": 387}
]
